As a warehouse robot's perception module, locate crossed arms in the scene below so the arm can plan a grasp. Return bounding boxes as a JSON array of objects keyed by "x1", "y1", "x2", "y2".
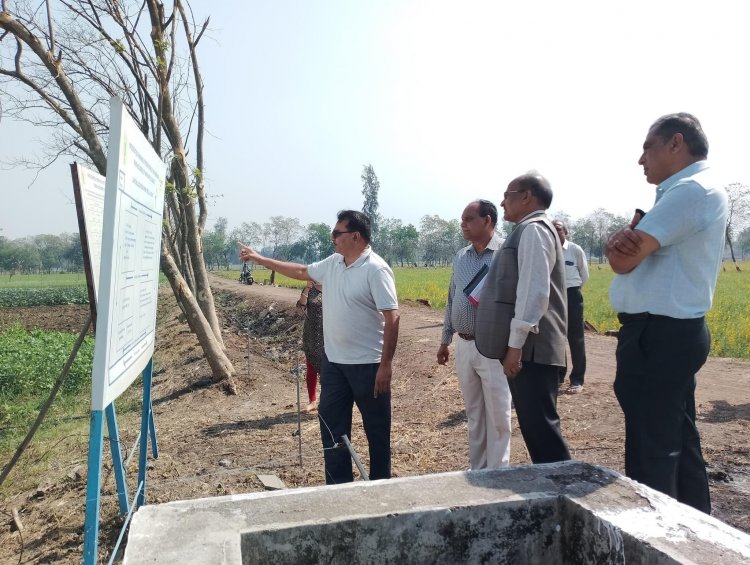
[{"x1": 604, "y1": 212, "x2": 660, "y2": 274}]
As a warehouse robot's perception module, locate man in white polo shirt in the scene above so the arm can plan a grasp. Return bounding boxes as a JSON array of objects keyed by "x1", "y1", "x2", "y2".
[{"x1": 240, "y1": 210, "x2": 399, "y2": 484}]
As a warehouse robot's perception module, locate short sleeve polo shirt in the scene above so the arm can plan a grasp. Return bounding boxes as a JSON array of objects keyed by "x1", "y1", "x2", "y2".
[{"x1": 307, "y1": 248, "x2": 398, "y2": 364}]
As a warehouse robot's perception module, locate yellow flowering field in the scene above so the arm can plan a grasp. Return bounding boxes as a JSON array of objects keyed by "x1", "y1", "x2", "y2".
[{"x1": 224, "y1": 261, "x2": 749, "y2": 359}]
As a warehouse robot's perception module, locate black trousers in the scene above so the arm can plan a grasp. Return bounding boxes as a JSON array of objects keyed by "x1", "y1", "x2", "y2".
[
  {"x1": 560, "y1": 286, "x2": 586, "y2": 386},
  {"x1": 508, "y1": 361, "x2": 571, "y2": 464},
  {"x1": 318, "y1": 355, "x2": 391, "y2": 484},
  {"x1": 614, "y1": 314, "x2": 711, "y2": 513}
]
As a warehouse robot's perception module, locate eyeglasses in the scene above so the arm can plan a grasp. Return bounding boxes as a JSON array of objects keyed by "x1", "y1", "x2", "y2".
[
  {"x1": 331, "y1": 230, "x2": 356, "y2": 239},
  {"x1": 502, "y1": 190, "x2": 524, "y2": 199}
]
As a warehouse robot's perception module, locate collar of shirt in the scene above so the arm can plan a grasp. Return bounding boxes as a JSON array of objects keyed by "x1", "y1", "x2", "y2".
[
  {"x1": 472, "y1": 232, "x2": 503, "y2": 255},
  {"x1": 655, "y1": 161, "x2": 709, "y2": 203},
  {"x1": 517, "y1": 209, "x2": 547, "y2": 223},
  {"x1": 335, "y1": 246, "x2": 372, "y2": 268},
  {"x1": 561, "y1": 240, "x2": 570, "y2": 250}
]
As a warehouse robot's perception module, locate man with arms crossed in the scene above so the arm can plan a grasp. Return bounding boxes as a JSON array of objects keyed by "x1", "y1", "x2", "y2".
[
  {"x1": 437, "y1": 200, "x2": 512, "y2": 469},
  {"x1": 475, "y1": 173, "x2": 571, "y2": 464},
  {"x1": 240, "y1": 210, "x2": 399, "y2": 484},
  {"x1": 552, "y1": 220, "x2": 589, "y2": 394},
  {"x1": 606, "y1": 113, "x2": 727, "y2": 513}
]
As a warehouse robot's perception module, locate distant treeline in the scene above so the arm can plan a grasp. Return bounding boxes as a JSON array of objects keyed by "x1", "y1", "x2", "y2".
[
  {"x1": 4, "y1": 200, "x2": 750, "y2": 276},
  {"x1": 201, "y1": 208, "x2": 655, "y2": 270},
  {"x1": 0, "y1": 233, "x2": 83, "y2": 275}
]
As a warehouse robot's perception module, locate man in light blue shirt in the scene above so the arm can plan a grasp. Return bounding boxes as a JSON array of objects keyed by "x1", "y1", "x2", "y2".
[{"x1": 606, "y1": 113, "x2": 727, "y2": 514}]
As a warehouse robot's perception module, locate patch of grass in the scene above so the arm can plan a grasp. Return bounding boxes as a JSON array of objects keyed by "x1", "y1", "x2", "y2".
[
  {"x1": 583, "y1": 261, "x2": 750, "y2": 358},
  {"x1": 706, "y1": 264, "x2": 750, "y2": 358},
  {"x1": 584, "y1": 261, "x2": 750, "y2": 358},
  {"x1": 581, "y1": 263, "x2": 618, "y2": 333},
  {"x1": 0, "y1": 393, "x2": 91, "y2": 468},
  {"x1": 0, "y1": 324, "x2": 93, "y2": 458},
  {"x1": 0, "y1": 324, "x2": 144, "y2": 493},
  {"x1": 0, "y1": 323, "x2": 94, "y2": 397},
  {"x1": 393, "y1": 267, "x2": 452, "y2": 308},
  {"x1": 0, "y1": 272, "x2": 88, "y2": 288}
]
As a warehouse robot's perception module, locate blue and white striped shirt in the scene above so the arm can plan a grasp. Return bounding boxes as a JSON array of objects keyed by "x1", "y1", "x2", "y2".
[{"x1": 442, "y1": 234, "x2": 503, "y2": 344}]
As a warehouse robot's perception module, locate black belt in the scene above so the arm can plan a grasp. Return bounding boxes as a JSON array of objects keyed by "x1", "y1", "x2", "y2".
[
  {"x1": 458, "y1": 333, "x2": 475, "y2": 341},
  {"x1": 617, "y1": 312, "x2": 672, "y2": 323}
]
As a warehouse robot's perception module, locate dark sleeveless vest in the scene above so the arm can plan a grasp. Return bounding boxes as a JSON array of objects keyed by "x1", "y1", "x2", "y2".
[{"x1": 475, "y1": 212, "x2": 567, "y2": 366}]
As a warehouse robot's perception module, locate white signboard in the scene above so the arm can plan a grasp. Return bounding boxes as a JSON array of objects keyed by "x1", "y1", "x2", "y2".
[
  {"x1": 91, "y1": 97, "x2": 166, "y2": 410},
  {"x1": 74, "y1": 164, "x2": 106, "y2": 303}
]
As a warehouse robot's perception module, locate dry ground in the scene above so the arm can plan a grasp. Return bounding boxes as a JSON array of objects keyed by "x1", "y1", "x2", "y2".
[{"x1": 1, "y1": 273, "x2": 750, "y2": 563}]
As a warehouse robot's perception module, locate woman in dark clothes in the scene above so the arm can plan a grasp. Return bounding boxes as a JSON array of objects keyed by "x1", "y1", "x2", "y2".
[{"x1": 296, "y1": 280, "x2": 324, "y2": 412}]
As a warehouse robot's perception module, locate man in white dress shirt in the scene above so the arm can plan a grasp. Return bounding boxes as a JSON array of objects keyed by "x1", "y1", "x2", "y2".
[{"x1": 552, "y1": 220, "x2": 589, "y2": 394}]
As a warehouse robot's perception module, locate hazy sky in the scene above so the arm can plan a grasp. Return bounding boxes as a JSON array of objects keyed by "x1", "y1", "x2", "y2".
[{"x1": 2, "y1": 0, "x2": 749, "y2": 239}]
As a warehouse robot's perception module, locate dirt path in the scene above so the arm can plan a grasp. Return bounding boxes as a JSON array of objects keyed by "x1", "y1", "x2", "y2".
[
  {"x1": 1, "y1": 274, "x2": 749, "y2": 563},
  {"x1": 209, "y1": 274, "x2": 750, "y2": 528}
]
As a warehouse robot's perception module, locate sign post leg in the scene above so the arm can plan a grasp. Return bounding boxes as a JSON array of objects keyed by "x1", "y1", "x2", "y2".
[
  {"x1": 136, "y1": 359, "x2": 154, "y2": 507},
  {"x1": 104, "y1": 402, "x2": 129, "y2": 515},
  {"x1": 83, "y1": 409, "x2": 105, "y2": 565},
  {"x1": 148, "y1": 398, "x2": 158, "y2": 459}
]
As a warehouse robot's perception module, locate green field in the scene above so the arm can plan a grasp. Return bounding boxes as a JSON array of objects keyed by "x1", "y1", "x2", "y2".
[
  {"x1": 220, "y1": 261, "x2": 750, "y2": 359},
  {"x1": 2, "y1": 263, "x2": 748, "y2": 359},
  {"x1": 0, "y1": 272, "x2": 88, "y2": 288}
]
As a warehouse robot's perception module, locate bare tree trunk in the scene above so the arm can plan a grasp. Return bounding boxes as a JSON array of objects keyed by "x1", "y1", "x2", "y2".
[
  {"x1": 0, "y1": 4, "x2": 236, "y2": 388},
  {"x1": 161, "y1": 241, "x2": 236, "y2": 394},
  {"x1": 726, "y1": 225, "x2": 742, "y2": 272},
  {"x1": 146, "y1": 2, "x2": 223, "y2": 346}
]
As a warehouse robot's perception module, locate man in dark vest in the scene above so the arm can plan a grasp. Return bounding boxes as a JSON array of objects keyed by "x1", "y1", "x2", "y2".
[{"x1": 475, "y1": 172, "x2": 571, "y2": 464}]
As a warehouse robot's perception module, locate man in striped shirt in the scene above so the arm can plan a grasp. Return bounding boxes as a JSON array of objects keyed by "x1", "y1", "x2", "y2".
[{"x1": 437, "y1": 200, "x2": 512, "y2": 469}]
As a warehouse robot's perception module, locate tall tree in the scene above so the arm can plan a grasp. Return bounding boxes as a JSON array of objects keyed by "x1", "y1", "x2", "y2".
[
  {"x1": 0, "y1": 1, "x2": 236, "y2": 390},
  {"x1": 232, "y1": 221, "x2": 264, "y2": 250},
  {"x1": 550, "y1": 211, "x2": 573, "y2": 231},
  {"x1": 738, "y1": 227, "x2": 750, "y2": 260},
  {"x1": 375, "y1": 217, "x2": 399, "y2": 264},
  {"x1": 301, "y1": 222, "x2": 334, "y2": 263},
  {"x1": 361, "y1": 163, "x2": 381, "y2": 240},
  {"x1": 419, "y1": 215, "x2": 462, "y2": 266},
  {"x1": 203, "y1": 217, "x2": 229, "y2": 270},
  {"x1": 61, "y1": 232, "x2": 84, "y2": 272},
  {"x1": 580, "y1": 208, "x2": 628, "y2": 262},
  {"x1": 228, "y1": 221, "x2": 262, "y2": 268},
  {"x1": 34, "y1": 234, "x2": 66, "y2": 273},
  {"x1": 262, "y1": 216, "x2": 302, "y2": 283},
  {"x1": 392, "y1": 223, "x2": 419, "y2": 266},
  {"x1": 570, "y1": 218, "x2": 597, "y2": 259},
  {"x1": 724, "y1": 182, "x2": 750, "y2": 271}
]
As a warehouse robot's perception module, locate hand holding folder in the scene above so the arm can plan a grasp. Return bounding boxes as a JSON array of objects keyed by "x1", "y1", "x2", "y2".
[{"x1": 463, "y1": 264, "x2": 489, "y2": 306}]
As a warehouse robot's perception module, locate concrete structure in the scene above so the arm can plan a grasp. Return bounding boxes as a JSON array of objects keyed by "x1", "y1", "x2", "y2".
[{"x1": 124, "y1": 461, "x2": 750, "y2": 564}]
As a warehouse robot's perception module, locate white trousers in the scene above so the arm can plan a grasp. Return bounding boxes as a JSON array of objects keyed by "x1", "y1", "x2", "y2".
[{"x1": 455, "y1": 336, "x2": 512, "y2": 469}]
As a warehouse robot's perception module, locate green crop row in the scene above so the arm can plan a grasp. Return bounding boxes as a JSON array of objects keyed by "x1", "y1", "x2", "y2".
[
  {"x1": 0, "y1": 286, "x2": 90, "y2": 307},
  {"x1": 0, "y1": 273, "x2": 88, "y2": 289}
]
